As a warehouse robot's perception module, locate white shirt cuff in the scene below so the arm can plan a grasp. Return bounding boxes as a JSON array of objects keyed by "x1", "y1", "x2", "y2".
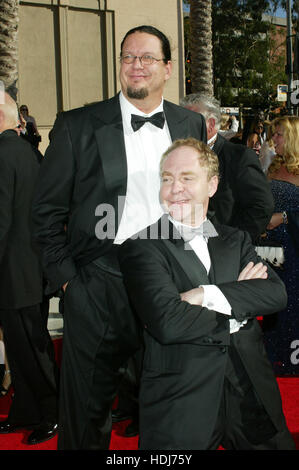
[{"x1": 201, "y1": 285, "x2": 231, "y2": 316}]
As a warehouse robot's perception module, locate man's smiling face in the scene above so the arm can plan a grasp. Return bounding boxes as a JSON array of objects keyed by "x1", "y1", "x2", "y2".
[
  {"x1": 119, "y1": 31, "x2": 172, "y2": 105},
  {"x1": 160, "y1": 146, "x2": 218, "y2": 226}
]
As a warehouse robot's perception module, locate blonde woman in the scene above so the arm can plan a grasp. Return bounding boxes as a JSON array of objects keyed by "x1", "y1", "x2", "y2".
[
  {"x1": 218, "y1": 114, "x2": 239, "y2": 140},
  {"x1": 263, "y1": 115, "x2": 299, "y2": 376}
]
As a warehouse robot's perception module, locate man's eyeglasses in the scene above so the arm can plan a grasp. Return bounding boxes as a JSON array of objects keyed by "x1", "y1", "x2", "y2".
[{"x1": 120, "y1": 54, "x2": 165, "y2": 65}]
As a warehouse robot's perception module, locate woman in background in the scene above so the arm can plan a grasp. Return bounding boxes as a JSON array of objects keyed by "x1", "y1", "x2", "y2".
[
  {"x1": 263, "y1": 115, "x2": 299, "y2": 376},
  {"x1": 259, "y1": 121, "x2": 276, "y2": 173},
  {"x1": 246, "y1": 131, "x2": 262, "y2": 155}
]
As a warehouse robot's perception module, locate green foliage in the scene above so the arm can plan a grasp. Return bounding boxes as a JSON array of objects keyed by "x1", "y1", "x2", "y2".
[
  {"x1": 184, "y1": 0, "x2": 289, "y2": 110},
  {"x1": 212, "y1": 1, "x2": 287, "y2": 109}
]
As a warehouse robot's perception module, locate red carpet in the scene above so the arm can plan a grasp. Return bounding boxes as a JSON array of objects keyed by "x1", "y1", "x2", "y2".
[{"x1": 0, "y1": 338, "x2": 298, "y2": 450}]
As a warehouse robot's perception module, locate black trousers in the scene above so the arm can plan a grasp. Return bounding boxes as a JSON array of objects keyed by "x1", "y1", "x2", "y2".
[
  {"x1": 115, "y1": 347, "x2": 143, "y2": 421},
  {"x1": 57, "y1": 260, "x2": 141, "y2": 450},
  {"x1": 207, "y1": 346, "x2": 296, "y2": 450},
  {"x1": 0, "y1": 303, "x2": 58, "y2": 426}
]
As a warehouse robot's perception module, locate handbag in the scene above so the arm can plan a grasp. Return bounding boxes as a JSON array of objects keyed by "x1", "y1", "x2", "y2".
[{"x1": 255, "y1": 236, "x2": 285, "y2": 268}]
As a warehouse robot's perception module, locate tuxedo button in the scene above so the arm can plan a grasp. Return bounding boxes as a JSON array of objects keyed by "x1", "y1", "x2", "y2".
[{"x1": 202, "y1": 336, "x2": 213, "y2": 344}]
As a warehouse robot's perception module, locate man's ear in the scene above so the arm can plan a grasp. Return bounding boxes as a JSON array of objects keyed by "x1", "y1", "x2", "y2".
[
  {"x1": 207, "y1": 117, "x2": 216, "y2": 136},
  {"x1": 164, "y1": 60, "x2": 172, "y2": 82},
  {"x1": 208, "y1": 175, "x2": 219, "y2": 198}
]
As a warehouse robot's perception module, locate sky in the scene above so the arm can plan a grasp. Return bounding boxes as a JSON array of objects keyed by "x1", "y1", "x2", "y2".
[
  {"x1": 271, "y1": 6, "x2": 287, "y2": 17},
  {"x1": 183, "y1": 2, "x2": 287, "y2": 18}
]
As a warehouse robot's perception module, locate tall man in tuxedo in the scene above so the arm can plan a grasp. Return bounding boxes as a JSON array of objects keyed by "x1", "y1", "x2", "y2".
[
  {"x1": 180, "y1": 93, "x2": 274, "y2": 242},
  {"x1": 32, "y1": 25, "x2": 206, "y2": 450},
  {"x1": 0, "y1": 92, "x2": 58, "y2": 445},
  {"x1": 118, "y1": 138, "x2": 295, "y2": 450}
]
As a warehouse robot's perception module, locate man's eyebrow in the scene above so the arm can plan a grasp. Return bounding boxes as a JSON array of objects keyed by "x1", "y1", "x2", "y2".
[
  {"x1": 180, "y1": 171, "x2": 196, "y2": 175},
  {"x1": 122, "y1": 50, "x2": 155, "y2": 55},
  {"x1": 161, "y1": 170, "x2": 196, "y2": 176}
]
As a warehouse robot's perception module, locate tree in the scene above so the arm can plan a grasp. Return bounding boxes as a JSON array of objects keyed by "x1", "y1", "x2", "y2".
[
  {"x1": 188, "y1": 0, "x2": 214, "y2": 95},
  {"x1": 184, "y1": 0, "x2": 288, "y2": 111},
  {"x1": 0, "y1": 0, "x2": 19, "y2": 100},
  {"x1": 212, "y1": 0, "x2": 287, "y2": 111}
]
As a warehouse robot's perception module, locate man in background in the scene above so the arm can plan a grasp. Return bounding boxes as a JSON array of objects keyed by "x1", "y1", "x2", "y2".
[
  {"x1": 180, "y1": 93, "x2": 274, "y2": 242},
  {"x1": 0, "y1": 91, "x2": 58, "y2": 445}
]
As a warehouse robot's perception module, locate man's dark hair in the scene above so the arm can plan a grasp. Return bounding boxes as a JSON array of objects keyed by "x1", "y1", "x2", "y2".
[{"x1": 120, "y1": 25, "x2": 171, "y2": 63}]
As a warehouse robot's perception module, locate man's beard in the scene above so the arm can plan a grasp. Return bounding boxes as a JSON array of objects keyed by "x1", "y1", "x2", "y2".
[{"x1": 127, "y1": 86, "x2": 149, "y2": 100}]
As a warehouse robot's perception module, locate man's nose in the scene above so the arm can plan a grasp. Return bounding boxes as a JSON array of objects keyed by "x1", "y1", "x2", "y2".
[
  {"x1": 131, "y1": 56, "x2": 144, "y2": 68},
  {"x1": 171, "y1": 179, "x2": 184, "y2": 193}
]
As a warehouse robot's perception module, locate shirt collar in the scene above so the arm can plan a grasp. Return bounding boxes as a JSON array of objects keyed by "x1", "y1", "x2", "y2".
[{"x1": 207, "y1": 133, "x2": 218, "y2": 148}]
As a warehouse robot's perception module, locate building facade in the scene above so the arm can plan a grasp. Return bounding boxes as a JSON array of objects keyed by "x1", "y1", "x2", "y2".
[{"x1": 18, "y1": 0, "x2": 185, "y2": 153}]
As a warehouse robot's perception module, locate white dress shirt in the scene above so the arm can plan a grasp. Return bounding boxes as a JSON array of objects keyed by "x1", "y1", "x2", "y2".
[
  {"x1": 114, "y1": 92, "x2": 172, "y2": 244},
  {"x1": 171, "y1": 217, "x2": 247, "y2": 334}
]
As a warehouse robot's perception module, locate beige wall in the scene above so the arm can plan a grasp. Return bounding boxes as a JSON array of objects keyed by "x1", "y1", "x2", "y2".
[{"x1": 18, "y1": 0, "x2": 185, "y2": 154}]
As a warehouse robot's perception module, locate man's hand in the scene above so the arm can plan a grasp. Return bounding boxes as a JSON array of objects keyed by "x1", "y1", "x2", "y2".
[
  {"x1": 267, "y1": 212, "x2": 283, "y2": 230},
  {"x1": 180, "y1": 287, "x2": 204, "y2": 305},
  {"x1": 62, "y1": 282, "x2": 69, "y2": 292},
  {"x1": 238, "y1": 261, "x2": 268, "y2": 281}
]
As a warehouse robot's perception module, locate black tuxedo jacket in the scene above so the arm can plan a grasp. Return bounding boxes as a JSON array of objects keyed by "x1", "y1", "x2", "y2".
[
  {"x1": 32, "y1": 94, "x2": 207, "y2": 295},
  {"x1": 118, "y1": 216, "x2": 289, "y2": 449},
  {"x1": 0, "y1": 130, "x2": 43, "y2": 309},
  {"x1": 209, "y1": 134, "x2": 274, "y2": 241}
]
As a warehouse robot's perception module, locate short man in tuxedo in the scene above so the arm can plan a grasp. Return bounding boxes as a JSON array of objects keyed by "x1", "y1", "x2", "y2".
[
  {"x1": 0, "y1": 92, "x2": 58, "y2": 444},
  {"x1": 32, "y1": 26, "x2": 206, "y2": 449},
  {"x1": 180, "y1": 93, "x2": 274, "y2": 242},
  {"x1": 118, "y1": 138, "x2": 295, "y2": 450}
]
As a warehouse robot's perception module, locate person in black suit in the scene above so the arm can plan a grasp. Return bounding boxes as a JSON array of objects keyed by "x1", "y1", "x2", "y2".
[
  {"x1": 32, "y1": 25, "x2": 207, "y2": 450},
  {"x1": 180, "y1": 93, "x2": 274, "y2": 242},
  {"x1": 0, "y1": 92, "x2": 58, "y2": 445},
  {"x1": 118, "y1": 137, "x2": 295, "y2": 450}
]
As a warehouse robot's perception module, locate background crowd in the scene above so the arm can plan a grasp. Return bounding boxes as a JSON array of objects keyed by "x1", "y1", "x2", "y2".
[{"x1": 220, "y1": 110, "x2": 299, "y2": 376}]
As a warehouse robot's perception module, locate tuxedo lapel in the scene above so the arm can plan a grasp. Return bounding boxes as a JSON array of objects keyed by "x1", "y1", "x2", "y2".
[
  {"x1": 159, "y1": 216, "x2": 210, "y2": 287},
  {"x1": 91, "y1": 95, "x2": 127, "y2": 227},
  {"x1": 162, "y1": 219, "x2": 239, "y2": 288},
  {"x1": 163, "y1": 101, "x2": 191, "y2": 141},
  {"x1": 212, "y1": 134, "x2": 226, "y2": 155},
  {"x1": 207, "y1": 228, "x2": 238, "y2": 283}
]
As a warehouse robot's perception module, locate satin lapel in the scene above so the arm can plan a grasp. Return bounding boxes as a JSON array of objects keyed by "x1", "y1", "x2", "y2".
[
  {"x1": 163, "y1": 101, "x2": 190, "y2": 140},
  {"x1": 160, "y1": 218, "x2": 210, "y2": 287},
  {"x1": 208, "y1": 230, "x2": 237, "y2": 283},
  {"x1": 92, "y1": 95, "x2": 127, "y2": 227}
]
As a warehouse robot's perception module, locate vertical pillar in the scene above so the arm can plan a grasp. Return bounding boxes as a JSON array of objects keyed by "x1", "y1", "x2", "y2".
[{"x1": 105, "y1": 10, "x2": 116, "y2": 98}]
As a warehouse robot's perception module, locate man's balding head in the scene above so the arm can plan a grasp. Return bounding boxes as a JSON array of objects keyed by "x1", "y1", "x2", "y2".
[{"x1": 0, "y1": 91, "x2": 19, "y2": 132}]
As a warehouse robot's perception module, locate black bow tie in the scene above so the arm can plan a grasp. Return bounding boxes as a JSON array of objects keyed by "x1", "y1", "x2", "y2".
[
  {"x1": 131, "y1": 112, "x2": 165, "y2": 132},
  {"x1": 179, "y1": 220, "x2": 218, "y2": 242}
]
